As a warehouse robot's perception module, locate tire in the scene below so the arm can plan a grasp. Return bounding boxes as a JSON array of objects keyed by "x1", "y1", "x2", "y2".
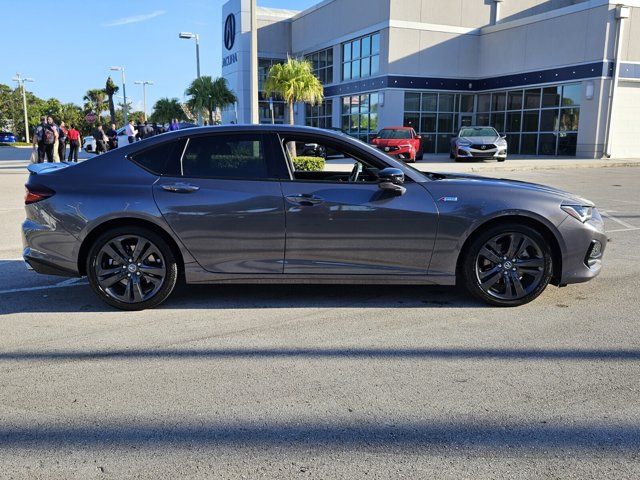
[
  {"x1": 460, "y1": 223, "x2": 553, "y2": 307},
  {"x1": 86, "y1": 226, "x2": 178, "y2": 311},
  {"x1": 449, "y1": 151, "x2": 455, "y2": 160},
  {"x1": 497, "y1": 156, "x2": 506, "y2": 162},
  {"x1": 416, "y1": 149, "x2": 424, "y2": 160}
]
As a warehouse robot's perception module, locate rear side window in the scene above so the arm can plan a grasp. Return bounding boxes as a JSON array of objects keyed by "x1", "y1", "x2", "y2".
[
  {"x1": 129, "y1": 139, "x2": 186, "y2": 176},
  {"x1": 181, "y1": 134, "x2": 269, "y2": 179}
]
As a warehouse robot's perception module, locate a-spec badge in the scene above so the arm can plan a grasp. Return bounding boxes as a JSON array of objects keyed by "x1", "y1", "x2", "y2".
[{"x1": 439, "y1": 196, "x2": 458, "y2": 202}]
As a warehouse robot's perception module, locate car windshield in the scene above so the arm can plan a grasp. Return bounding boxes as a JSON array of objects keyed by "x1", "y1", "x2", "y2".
[
  {"x1": 459, "y1": 127, "x2": 498, "y2": 137},
  {"x1": 378, "y1": 129, "x2": 412, "y2": 139}
]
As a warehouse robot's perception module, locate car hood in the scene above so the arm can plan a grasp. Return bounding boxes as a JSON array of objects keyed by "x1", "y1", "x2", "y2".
[
  {"x1": 374, "y1": 138, "x2": 414, "y2": 146},
  {"x1": 431, "y1": 172, "x2": 593, "y2": 205},
  {"x1": 459, "y1": 135, "x2": 501, "y2": 144}
]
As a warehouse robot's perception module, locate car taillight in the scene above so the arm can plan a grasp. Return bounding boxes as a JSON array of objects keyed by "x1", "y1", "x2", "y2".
[{"x1": 25, "y1": 184, "x2": 55, "y2": 205}]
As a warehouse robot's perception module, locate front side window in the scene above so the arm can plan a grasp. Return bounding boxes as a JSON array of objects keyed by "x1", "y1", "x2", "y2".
[{"x1": 181, "y1": 135, "x2": 269, "y2": 180}]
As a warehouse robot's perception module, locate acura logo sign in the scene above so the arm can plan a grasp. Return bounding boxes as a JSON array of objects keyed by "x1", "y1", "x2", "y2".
[{"x1": 224, "y1": 14, "x2": 236, "y2": 51}]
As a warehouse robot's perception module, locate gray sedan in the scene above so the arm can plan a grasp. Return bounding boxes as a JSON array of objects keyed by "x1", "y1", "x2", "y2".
[
  {"x1": 451, "y1": 126, "x2": 508, "y2": 162},
  {"x1": 22, "y1": 125, "x2": 605, "y2": 310}
]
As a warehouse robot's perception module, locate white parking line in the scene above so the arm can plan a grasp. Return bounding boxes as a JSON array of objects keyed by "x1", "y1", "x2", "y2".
[
  {"x1": 600, "y1": 211, "x2": 636, "y2": 230},
  {"x1": 606, "y1": 227, "x2": 640, "y2": 233},
  {"x1": 0, "y1": 277, "x2": 88, "y2": 295}
]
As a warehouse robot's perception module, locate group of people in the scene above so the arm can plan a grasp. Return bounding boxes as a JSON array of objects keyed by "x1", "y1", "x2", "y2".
[
  {"x1": 32, "y1": 117, "x2": 183, "y2": 162},
  {"x1": 32, "y1": 116, "x2": 81, "y2": 163}
]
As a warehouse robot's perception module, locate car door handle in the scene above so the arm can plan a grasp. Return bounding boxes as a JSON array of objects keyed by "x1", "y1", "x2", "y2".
[
  {"x1": 285, "y1": 194, "x2": 324, "y2": 206},
  {"x1": 161, "y1": 183, "x2": 200, "y2": 193}
]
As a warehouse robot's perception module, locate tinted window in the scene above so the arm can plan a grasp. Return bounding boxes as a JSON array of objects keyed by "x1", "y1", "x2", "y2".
[
  {"x1": 129, "y1": 139, "x2": 185, "y2": 176},
  {"x1": 181, "y1": 134, "x2": 269, "y2": 179}
]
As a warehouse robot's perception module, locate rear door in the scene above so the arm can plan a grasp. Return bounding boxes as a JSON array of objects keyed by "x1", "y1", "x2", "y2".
[{"x1": 151, "y1": 132, "x2": 286, "y2": 274}]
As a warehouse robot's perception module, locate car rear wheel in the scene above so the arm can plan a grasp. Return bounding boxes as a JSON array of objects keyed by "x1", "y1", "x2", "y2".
[
  {"x1": 87, "y1": 227, "x2": 178, "y2": 311},
  {"x1": 461, "y1": 224, "x2": 553, "y2": 307}
]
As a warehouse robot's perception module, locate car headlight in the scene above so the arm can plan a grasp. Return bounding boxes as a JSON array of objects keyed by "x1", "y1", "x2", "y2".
[
  {"x1": 561, "y1": 204, "x2": 593, "y2": 223},
  {"x1": 399, "y1": 144, "x2": 412, "y2": 149}
]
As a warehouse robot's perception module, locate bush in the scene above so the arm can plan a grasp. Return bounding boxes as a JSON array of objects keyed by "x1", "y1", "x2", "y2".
[{"x1": 293, "y1": 156, "x2": 325, "y2": 172}]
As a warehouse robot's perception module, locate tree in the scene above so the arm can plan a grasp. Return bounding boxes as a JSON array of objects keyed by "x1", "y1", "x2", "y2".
[
  {"x1": 104, "y1": 77, "x2": 119, "y2": 125},
  {"x1": 263, "y1": 57, "x2": 323, "y2": 126},
  {"x1": 83, "y1": 89, "x2": 107, "y2": 117},
  {"x1": 150, "y1": 97, "x2": 187, "y2": 124},
  {"x1": 185, "y1": 76, "x2": 237, "y2": 125}
]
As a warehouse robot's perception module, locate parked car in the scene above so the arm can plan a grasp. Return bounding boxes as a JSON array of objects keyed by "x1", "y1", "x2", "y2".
[
  {"x1": 451, "y1": 126, "x2": 508, "y2": 162},
  {"x1": 0, "y1": 132, "x2": 17, "y2": 143},
  {"x1": 23, "y1": 125, "x2": 605, "y2": 310},
  {"x1": 371, "y1": 127, "x2": 423, "y2": 162}
]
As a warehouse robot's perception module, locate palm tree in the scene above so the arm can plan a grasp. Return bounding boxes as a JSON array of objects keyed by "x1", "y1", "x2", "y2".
[
  {"x1": 104, "y1": 77, "x2": 119, "y2": 125},
  {"x1": 263, "y1": 57, "x2": 324, "y2": 126},
  {"x1": 83, "y1": 89, "x2": 107, "y2": 117},
  {"x1": 150, "y1": 97, "x2": 187, "y2": 124},
  {"x1": 185, "y1": 76, "x2": 237, "y2": 125}
]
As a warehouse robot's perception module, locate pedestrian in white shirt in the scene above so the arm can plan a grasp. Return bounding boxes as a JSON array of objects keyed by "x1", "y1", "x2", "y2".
[{"x1": 125, "y1": 120, "x2": 138, "y2": 144}]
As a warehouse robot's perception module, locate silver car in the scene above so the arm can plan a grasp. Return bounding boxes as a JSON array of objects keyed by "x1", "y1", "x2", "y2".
[
  {"x1": 22, "y1": 125, "x2": 605, "y2": 310},
  {"x1": 451, "y1": 126, "x2": 508, "y2": 162}
]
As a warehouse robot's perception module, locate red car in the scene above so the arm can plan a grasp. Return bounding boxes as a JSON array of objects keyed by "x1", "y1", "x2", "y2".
[{"x1": 371, "y1": 127, "x2": 423, "y2": 162}]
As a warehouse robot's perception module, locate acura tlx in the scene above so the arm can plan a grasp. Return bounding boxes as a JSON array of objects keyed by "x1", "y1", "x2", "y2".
[{"x1": 22, "y1": 125, "x2": 605, "y2": 310}]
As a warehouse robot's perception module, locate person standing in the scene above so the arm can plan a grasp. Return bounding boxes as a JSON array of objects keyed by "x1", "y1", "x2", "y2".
[
  {"x1": 125, "y1": 119, "x2": 137, "y2": 144},
  {"x1": 136, "y1": 120, "x2": 144, "y2": 141},
  {"x1": 45, "y1": 116, "x2": 59, "y2": 162},
  {"x1": 32, "y1": 116, "x2": 48, "y2": 163},
  {"x1": 143, "y1": 121, "x2": 154, "y2": 138},
  {"x1": 67, "y1": 124, "x2": 81, "y2": 162},
  {"x1": 57, "y1": 121, "x2": 68, "y2": 161},
  {"x1": 169, "y1": 118, "x2": 179, "y2": 131},
  {"x1": 92, "y1": 125, "x2": 107, "y2": 154},
  {"x1": 106, "y1": 123, "x2": 118, "y2": 150}
]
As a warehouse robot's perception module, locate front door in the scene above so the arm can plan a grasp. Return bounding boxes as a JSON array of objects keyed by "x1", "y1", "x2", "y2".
[
  {"x1": 153, "y1": 133, "x2": 285, "y2": 274},
  {"x1": 277, "y1": 134, "x2": 439, "y2": 275}
]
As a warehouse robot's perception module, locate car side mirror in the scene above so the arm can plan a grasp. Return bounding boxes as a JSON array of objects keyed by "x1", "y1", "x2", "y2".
[
  {"x1": 415, "y1": 135, "x2": 422, "y2": 140},
  {"x1": 378, "y1": 168, "x2": 406, "y2": 195},
  {"x1": 501, "y1": 134, "x2": 507, "y2": 139}
]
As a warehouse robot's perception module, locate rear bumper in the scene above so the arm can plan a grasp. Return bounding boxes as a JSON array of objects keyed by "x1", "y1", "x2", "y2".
[{"x1": 23, "y1": 248, "x2": 79, "y2": 277}]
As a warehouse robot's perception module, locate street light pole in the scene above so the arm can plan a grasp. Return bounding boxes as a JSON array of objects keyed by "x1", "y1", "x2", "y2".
[
  {"x1": 134, "y1": 81, "x2": 154, "y2": 121},
  {"x1": 110, "y1": 66, "x2": 128, "y2": 125},
  {"x1": 12, "y1": 73, "x2": 34, "y2": 142},
  {"x1": 179, "y1": 32, "x2": 202, "y2": 126}
]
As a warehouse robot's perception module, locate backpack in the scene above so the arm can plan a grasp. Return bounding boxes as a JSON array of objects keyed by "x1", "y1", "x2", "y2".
[{"x1": 43, "y1": 125, "x2": 55, "y2": 145}]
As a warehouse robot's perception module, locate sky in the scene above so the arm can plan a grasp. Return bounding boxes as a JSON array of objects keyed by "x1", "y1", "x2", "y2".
[{"x1": 1, "y1": 0, "x2": 318, "y2": 112}]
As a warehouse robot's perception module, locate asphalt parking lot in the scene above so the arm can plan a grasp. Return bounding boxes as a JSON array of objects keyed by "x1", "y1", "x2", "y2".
[{"x1": 1, "y1": 150, "x2": 639, "y2": 478}]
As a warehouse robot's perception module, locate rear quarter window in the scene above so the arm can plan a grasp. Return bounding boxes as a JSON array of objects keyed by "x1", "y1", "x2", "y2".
[{"x1": 129, "y1": 139, "x2": 186, "y2": 176}]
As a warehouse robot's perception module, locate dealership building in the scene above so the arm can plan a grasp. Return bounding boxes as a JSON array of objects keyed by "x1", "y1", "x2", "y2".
[{"x1": 221, "y1": 0, "x2": 640, "y2": 158}]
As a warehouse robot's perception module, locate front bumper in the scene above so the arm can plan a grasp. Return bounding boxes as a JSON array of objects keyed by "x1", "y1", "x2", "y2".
[
  {"x1": 557, "y1": 210, "x2": 607, "y2": 285},
  {"x1": 456, "y1": 146, "x2": 507, "y2": 159},
  {"x1": 377, "y1": 147, "x2": 415, "y2": 161}
]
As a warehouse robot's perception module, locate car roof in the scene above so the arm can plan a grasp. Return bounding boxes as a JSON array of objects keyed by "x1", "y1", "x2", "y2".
[{"x1": 380, "y1": 126, "x2": 413, "y2": 130}]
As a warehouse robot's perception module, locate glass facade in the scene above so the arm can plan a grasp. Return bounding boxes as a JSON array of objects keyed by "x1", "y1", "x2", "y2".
[
  {"x1": 305, "y1": 47, "x2": 334, "y2": 85},
  {"x1": 475, "y1": 83, "x2": 581, "y2": 155},
  {"x1": 403, "y1": 92, "x2": 461, "y2": 154},
  {"x1": 404, "y1": 82, "x2": 582, "y2": 156},
  {"x1": 342, "y1": 32, "x2": 380, "y2": 81},
  {"x1": 341, "y1": 92, "x2": 379, "y2": 142},
  {"x1": 305, "y1": 100, "x2": 333, "y2": 129},
  {"x1": 258, "y1": 58, "x2": 286, "y2": 124}
]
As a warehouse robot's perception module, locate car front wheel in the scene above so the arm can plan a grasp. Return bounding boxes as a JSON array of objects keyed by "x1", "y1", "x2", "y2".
[
  {"x1": 87, "y1": 227, "x2": 178, "y2": 310},
  {"x1": 461, "y1": 224, "x2": 553, "y2": 307}
]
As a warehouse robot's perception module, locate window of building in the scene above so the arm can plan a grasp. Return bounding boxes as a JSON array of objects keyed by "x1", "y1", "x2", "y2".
[
  {"x1": 305, "y1": 47, "x2": 334, "y2": 85},
  {"x1": 403, "y1": 91, "x2": 460, "y2": 154},
  {"x1": 181, "y1": 135, "x2": 269, "y2": 180},
  {"x1": 305, "y1": 100, "x2": 333, "y2": 129},
  {"x1": 342, "y1": 32, "x2": 380, "y2": 81},
  {"x1": 258, "y1": 58, "x2": 286, "y2": 124},
  {"x1": 472, "y1": 83, "x2": 581, "y2": 155},
  {"x1": 341, "y1": 92, "x2": 379, "y2": 142}
]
